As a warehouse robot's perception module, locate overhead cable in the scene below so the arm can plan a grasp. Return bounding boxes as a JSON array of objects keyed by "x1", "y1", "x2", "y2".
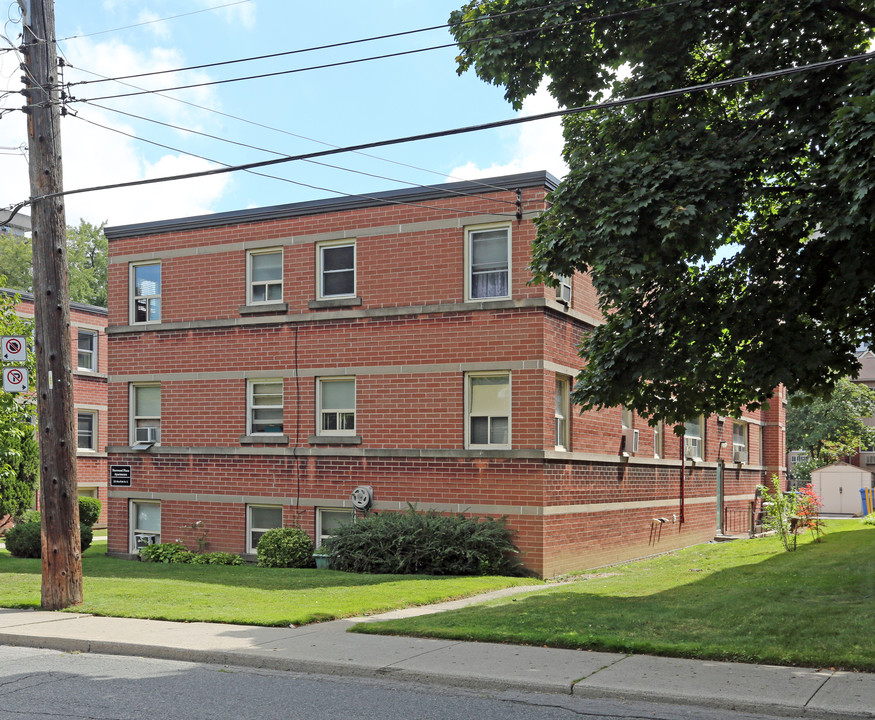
[{"x1": 19, "y1": 49, "x2": 875, "y2": 206}]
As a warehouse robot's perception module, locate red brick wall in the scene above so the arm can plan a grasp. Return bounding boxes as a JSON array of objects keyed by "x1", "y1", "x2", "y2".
[{"x1": 105, "y1": 178, "x2": 785, "y2": 576}]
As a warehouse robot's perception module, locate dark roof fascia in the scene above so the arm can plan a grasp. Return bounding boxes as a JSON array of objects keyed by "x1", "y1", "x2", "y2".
[
  {"x1": 1, "y1": 287, "x2": 108, "y2": 316},
  {"x1": 104, "y1": 170, "x2": 560, "y2": 240}
]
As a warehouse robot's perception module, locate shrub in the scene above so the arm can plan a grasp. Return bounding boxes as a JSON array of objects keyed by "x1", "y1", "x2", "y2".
[
  {"x1": 190, "y1": 552, "x2": 245, "y2": 566},
  {"x1": 19, "y1": 509, "x2": 41, "y2": 524},
  {"x1": 6, "y1": 521, "x2": 94, "y2": 558},
  {"x1": 323, "y1": 506, "x2": 525, "y2": 576},
  {"x1": 256, "y1": 526, "x2": 314, "y2": 568},
  {"x1": 139, "y1": 542, "x2": 195, "y2": 563},
  {"x1": 863, "y1": 513, "x2": 875, "y2": 527},
  {"x1": 78, "y1": 497, "x2": 102, "y2": 527},
  {"x1": 4, "y1": 521, "x2": 41, "y2": 558}
]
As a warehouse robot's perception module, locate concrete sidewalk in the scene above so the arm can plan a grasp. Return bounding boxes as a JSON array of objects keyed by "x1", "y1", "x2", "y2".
[{"x1": 0, "y1": 603, "x2": 872, "y2": 720}]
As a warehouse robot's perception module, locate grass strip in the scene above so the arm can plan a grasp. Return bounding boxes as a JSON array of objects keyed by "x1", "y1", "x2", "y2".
[
  {"x1": 353, "y1": 520, "x2": 875, "y2": 671},
  {"x1": 0, "y1": 540, "x2": 540, "y2": 626}
]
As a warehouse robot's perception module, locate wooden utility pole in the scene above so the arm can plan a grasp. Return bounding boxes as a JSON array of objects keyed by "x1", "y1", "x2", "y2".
[{"x1": 20, "y1": 0, "x2": 82, "y2": 609}]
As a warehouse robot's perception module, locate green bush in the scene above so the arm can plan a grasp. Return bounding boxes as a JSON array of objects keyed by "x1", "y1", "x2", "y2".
[
  {"x1": 6, "y1": 521, "x2": 94, "y2": 558},
  {"x1": 190, "y1": 552, "x2": 245, "y2": 566},
  {"x1": 256, "y1": 526, "x2": 314, "y2": 568},
  {"x1": 323, "y1": 507, "x2": 525, "y2": 576},
  {"x1": 863, "y1": 512, "x2": 875, "y2": 526},
  {"x1": 78, "y1": 496, "x2": 102, "y2": 526},
  {"x1": 139, "y1": 542, "x2": 195, "y2": 563},
  {"x1": 19, "y1": 509, "x2": 41, "y2": 524}
]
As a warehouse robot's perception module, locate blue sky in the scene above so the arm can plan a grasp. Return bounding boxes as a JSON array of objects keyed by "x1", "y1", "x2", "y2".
[{"x1": 0, "y1": 1, "x2": 566, "y2": 227}]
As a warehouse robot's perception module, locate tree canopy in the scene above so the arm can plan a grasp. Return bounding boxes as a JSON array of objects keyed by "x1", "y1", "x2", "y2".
[
  {"x1": 786, "y1": 377, "x2": 875, "y2": 462},
  {"x1": 450, "y1": 0, "x2": 875, "y2": 424},
  {"x1": 0, "y1": 220, "x2": 107, "y2": 307}
]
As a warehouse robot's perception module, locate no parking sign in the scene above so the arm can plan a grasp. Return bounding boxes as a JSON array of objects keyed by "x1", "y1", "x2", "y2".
[{"x1": 3, "y1": 366, "x2": 28, "y2": 392}]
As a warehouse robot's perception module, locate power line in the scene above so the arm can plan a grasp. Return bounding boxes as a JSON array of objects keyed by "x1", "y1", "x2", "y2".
[
  {"x1": 69, "y1": 111, "x2": 519, "y2": 219},
  {"x1": 54, "y1": 0, "x2": 255, "y2": 42},
  {"x1": 63, "y1": 2, "x2": 692, "y2": 104},
  {"x1": 14, "y1": 49, "x2": 871, "y2": 209},
  {"x1": 56, "y1": 54, "x2": 517, "y2": 197},
  {"x1": 78, "y1": 99, "x2": 520, "y2": 208},
  {"x1": 68, "y1": 1, "x2": 689, "y2": 91}
]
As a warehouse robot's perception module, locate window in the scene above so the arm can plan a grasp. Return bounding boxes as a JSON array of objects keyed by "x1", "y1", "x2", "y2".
[
  {"x1": 77, "y1": 330, "x2": 97, "y2": 371},
  {"x1": 317, "y1": 508, "x2": 353, "y2": 547},
  {"x1": 131, "y1": 262, "x2": 161, "y2": 323},
  {"x1": 621, "y1": 407, "x2": 633, "y2": 429},
  {"x1": 654, "y1": 422, "x2": 664, "y2": 459},
  {"x1": 555, "y1": 377, "x2": 569, "y2": 450},
  {"x1": 131, "y1": 384, "x2": 160, "y2": 445},
  {"x1": 467, "y1": 372, "x2": 510, "y2": 448},
  {"x1": 77, "y1": 487, "x2": 97, "y2": 499},
  {"x1": 317, "y1": 240, "x2": 355, "y2": 299},
  {"x1": 733, "y1": 421, "x2": 748, "y2": 463},
  {"x1": 247, "y1": 249, "x2": 283, "y2": 304},
  {"x1": 317, "y1": 377, "x2": 355, "y2": 435},
  {"x1": 556, "y1": 275, "x2": 572, "y2": 304},
  {"x1": 131, "y1": 500, "x2": 161, "y2": 550},
  {"x1": 467, "y1": 225, "x2": 510, "y2": 300},
  {"x1": 247, "y1": 504, "x2": 283, "y2": 554},
  {"x1": 77, "y1": 411, "x2": 96, "y2": 451},
  {"x1": 684, "y1": 417, "x2": 704, "y2": 460},
  {"x1": 248, "y1": 380, "x2": 284, "y2": 434}
]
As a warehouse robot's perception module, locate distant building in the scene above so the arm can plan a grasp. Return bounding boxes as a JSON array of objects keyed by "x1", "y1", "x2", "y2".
[
  {"x1": 103, "y1": 171, "x2": 786, "y2": 576},
  {"x1": 0, "y1": 210, "x2": 31, "y2": 238},
  {"x1": 850, "y1": 349, "x2": 875, "y2": 469},
  {"x1": 2, "y1": 288, "x2": 109, "y2": 522}
]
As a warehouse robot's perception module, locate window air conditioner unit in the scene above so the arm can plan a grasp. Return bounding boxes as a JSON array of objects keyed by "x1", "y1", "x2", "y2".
[
  {"x1": 135, "y1": 426, "x2": 159, "y2": 444},
  {"x1": 621, "y1": 428, "x2": 639, "y2": 456},
  {"x1": 557, "y1": 281, "x2": 572, "y2": 304},
  {"x1": 684, "y1": 437, "x2": 700, "y2": 461},
  {"x1": 733, "y1": 450, "x2": 747, "y2": 464}
]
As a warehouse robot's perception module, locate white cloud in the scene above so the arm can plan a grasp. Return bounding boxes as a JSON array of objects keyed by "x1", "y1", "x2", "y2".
[
  {"x1": 0, "y1": 36, "x2": 231, "y2": 228},
  {"x1": 448, "y1": 82, "x2": 568, "y2": 182},
  {"x1": 200, "y1": 0, "x2": 257, "y2": 30}
]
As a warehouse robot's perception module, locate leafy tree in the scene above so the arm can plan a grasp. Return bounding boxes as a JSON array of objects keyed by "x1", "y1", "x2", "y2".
[
  {"x1": 0, "y1": 282, "x2": 38, "y2": 525},
  {"x1": 66, "y1": 220, "x2": 108, "y2": 307},
  {"x1": 0, "y1": 220, "x2": 107, "y2": 307},
  {"x1": 0, "y1": 231, "x2": 34, "y2": 293},
  {"x1": 450, "y1": 1, "x2": 875, "y2": 424},
  {"x1": 787, "y1": 377, "x2": 875, "y2": 463}
]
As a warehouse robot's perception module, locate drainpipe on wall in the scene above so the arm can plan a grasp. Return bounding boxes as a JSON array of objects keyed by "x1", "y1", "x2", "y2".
[{"x1": 716, "y1": 458, "x2": 725, "y2": 535}]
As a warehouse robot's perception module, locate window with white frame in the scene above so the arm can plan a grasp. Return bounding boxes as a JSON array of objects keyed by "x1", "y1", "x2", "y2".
[
  {"x1": 131, "y1": 262, "x2": 161, "y2": 324},
  {"x1": 317, "y1": 377, "x2": 355, "y2": 435},
  {"x1": 317, "y1": 508, "x2": 353, "y2": 547},
  {"x1": 621, "y1": 407, "x2": 633, "y2": 429},
  {"x1": 131, "y1": 384, "x2": 160, "y2": 445},
  {"x1": 248, "y1": 379, "x2": 284, "y2": 434},
  {"x1": 77, "y1": 411, "x2": 96, "y2": 451},
  {"x1": 555, "y1": 376, "x2": 569, "y2": 450},
  {"x1": 684, "y1": 417, "x2": 704, "y2": 460},
  {"x1": 247, "y1": 504, "x2": 283, "y2": 554},
  {"x1": 77, "y1": 330, "x2": 97, "y2": 371},
  {"x1": 467, "y1": 225, "x2": 510, "y2": 300},
  {"x1": 654, "y1": 422, "x2": 664, "y2": 459},
  {"x1": 131, "y1": 500, "x2": 161, "y2": 550},
  {"x1": 733, "y1": 421, "x2": 748, "y2": 463},
  {"x1": 467, "y1": 372, "x2": 510, "y2": 448},
  {"x1": 317, "y1": 240, "x2": 355, "y2": 299},
  {"x1": 247, "y1": 249, "x2": 283, "y2": 304},
  {"x1": 555, "y1": 275, "x2": 572, "y2": 304}
]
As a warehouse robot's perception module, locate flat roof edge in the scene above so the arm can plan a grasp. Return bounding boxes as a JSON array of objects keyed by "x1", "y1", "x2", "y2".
[
  {"x1": 104, "y1": 170, "x2": 559, "y2": 240},
  {"x1": 1, "y1": 287, "x2": 107, "y2": 315}
]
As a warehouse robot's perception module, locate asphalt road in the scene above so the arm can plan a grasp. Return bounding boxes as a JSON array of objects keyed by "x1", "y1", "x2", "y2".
[{"x1": 0, "y1": 645, "x2": 795, "y2": 720}]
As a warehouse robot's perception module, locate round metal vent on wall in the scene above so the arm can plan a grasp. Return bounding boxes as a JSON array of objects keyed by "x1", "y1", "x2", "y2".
[{"x1": 351, "y1": 485, "x2": 373, "y2": 511}]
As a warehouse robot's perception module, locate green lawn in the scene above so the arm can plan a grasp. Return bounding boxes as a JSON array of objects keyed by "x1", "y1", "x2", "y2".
[
  {"x1": 0, "y1": 540, "x2": 540, "y2": 626},
  {"x1": 353, "y1": 520, "x2": 875, "y2": 672}
]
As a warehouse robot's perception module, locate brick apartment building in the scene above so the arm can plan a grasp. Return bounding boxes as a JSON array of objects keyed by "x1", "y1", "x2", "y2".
[
  {"x1": 102, "y1": 171, "x2": 785, "y2": 577},
  {"x1": 2, "y1": 288, "x2": 109, "y2": 523}
]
